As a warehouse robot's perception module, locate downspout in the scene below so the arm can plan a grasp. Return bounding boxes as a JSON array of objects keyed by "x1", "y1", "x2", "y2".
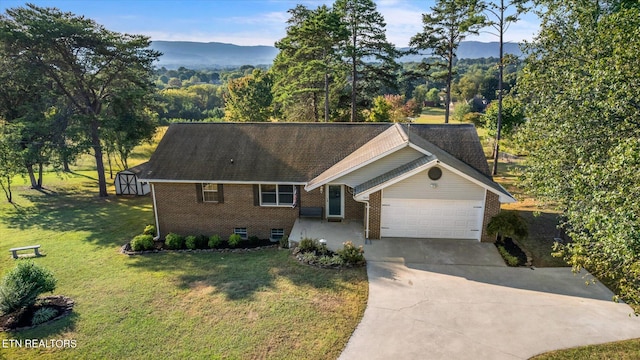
[
  {"x1": 354, "y1": 196, "x2": 370, "y2": 241},
  {"x1": 151, "y1": 183, "x2": 161, "y2": 241}
]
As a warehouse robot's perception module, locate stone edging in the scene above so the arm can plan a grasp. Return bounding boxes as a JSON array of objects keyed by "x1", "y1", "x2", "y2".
[{"x1": 121, "y1": 244, "x2": 279, "y2": 256}]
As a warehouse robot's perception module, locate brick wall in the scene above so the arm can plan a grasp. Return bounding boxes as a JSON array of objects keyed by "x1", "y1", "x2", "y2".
[
  {"x1": 154, "y1": 183, "x2": 298, "y2": 240},
  {"x1": 345, "y1": 187, "x2": 365, "y2": 221},
  {"x1": 368, "y1": 191, "x2": 382, "y2": 239},
  {"x1": 481, "y1": 191, "x2": 501, "y2": 243}
]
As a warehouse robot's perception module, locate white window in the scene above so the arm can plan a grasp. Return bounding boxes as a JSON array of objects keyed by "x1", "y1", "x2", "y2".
[
  {"x1": 234, "y1": 227, "x2": 248, "y2": 240},
  {"x1": 202, "y1": 183, "x2": 219, "y2": 202},
  {"x1": 270, "y1": 229, "x2": 284, "y2": 241},
  {"x1": 260, "y1": 184, "x2": 294, "y2": 206}
]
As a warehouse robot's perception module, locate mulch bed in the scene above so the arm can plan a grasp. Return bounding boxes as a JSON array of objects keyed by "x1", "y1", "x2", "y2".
[
  {"x1": 499, "y1": 237, "x2": 528, "y2": 266},
  {"x1": 0, "y1": 295, "x2": 75, "y2": 332}
]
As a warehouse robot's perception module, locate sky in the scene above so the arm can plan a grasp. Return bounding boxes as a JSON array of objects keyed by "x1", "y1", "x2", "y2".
[{"x1": 0, "y1": 0, "x2": 540, "y2": 47}]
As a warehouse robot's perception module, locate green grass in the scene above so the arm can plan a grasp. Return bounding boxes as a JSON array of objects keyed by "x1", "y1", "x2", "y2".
[
  {"x1": 414, "y1": 107, "x2": 459, "y2": 124},
  {"x1": 0, "y1": 159, "x2": 367, "y2": 358},
  {"x1": 530, "y1": 338, "x2": 640, "y2": 360}
]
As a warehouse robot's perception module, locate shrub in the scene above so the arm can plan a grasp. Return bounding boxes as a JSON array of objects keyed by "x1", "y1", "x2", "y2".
[
  {"x1": 228, "y1": 234, "x2": 242, "y2": 248},
  {"x1": 279, "y1": 235, "x2": 289, "y2": 249},
  {"x1": 0, "y1": 262, "x2": 57, "y2": 315},
  {"x1": 248, "y1": 235, "x2": 260, "y2": 245},
  {"x1": 208, "y1": 235, "x2": 222, "y2": 249},
  {"x1": 486, "y1": 210, "x2": 529, "y2": 241},
  {"x1": 301, "y1": 252, "x2": 318, "y2": 264},
  {"x1": 131, "y1": 234, "x2": 154, "y2": 251},
  {"x1": 464, "y1": 112, "x2": 483, "y2": 127},
  {"x1": 318, "y1": 255, "x2": 345, "y2": 267},
  {"x1": 497, "y1": 244, "x2": 520, "y2": 266},
  {"x1": 31, "y1": 306, "x2": 59, "y2": 326},
  {"x1": 337, "y1": 241, "x2": 365, "y2": 265},
  {"x1": 165, "y1": 233, "x2": 184, "y2": 250},
  {"x1": 143, "y1": 224, "x2": 156, "y2": 236},
  {"x1": 185, "y1": 235, "x2": 198, "y2": 250},
  {"x1": 195, "y1": 234, "x2": 209, "y2": 249},
  {"x1": 298, "y1": 238, "x2": 320, "y2": 253}
]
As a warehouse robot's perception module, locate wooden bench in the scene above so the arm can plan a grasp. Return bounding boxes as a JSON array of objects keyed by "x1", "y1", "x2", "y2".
[
  {"x1": 9, "y1": 245, "x2": 41, "y2": 259},
  {"x1": 299, "y1": 207, "x2": 323, "y2": 219}
]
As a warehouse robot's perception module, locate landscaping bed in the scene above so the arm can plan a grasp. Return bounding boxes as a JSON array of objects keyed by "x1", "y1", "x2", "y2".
[
  {"x1": 495, "y1": 237, "x2": 528, "y2": 267},
  {"x1": 0, "y1": 296, "x2": 74, "y2": 332}
]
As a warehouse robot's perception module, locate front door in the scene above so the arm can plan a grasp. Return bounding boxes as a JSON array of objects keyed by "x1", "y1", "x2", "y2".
[{"x1": 327, "y1": 185, "x2": 344, "y2": 218}]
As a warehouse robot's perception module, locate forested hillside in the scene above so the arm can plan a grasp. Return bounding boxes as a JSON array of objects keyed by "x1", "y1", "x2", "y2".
[{"x1": 150, "y1": 40, "x2": 522, "y2": 69}]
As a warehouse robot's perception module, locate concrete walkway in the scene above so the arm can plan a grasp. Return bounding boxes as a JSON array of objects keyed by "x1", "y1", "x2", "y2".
[{"x1": 340, "y1": 238, "x2": 640, "y2": 360}]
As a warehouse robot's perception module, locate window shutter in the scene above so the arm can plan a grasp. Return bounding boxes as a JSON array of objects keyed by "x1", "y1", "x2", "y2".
[
  {"x1": 195, "y1": 183, "x2": 203, "y2": 203},
  {"x1": 296, "y1": 185, "x2": 301, "y2": 206},
  {"x1": 217, "y1": 184, "x2": 224, "y2": 204},
  {"x1": 253, "y1": 185, "x2": 260, "y2": 206}
]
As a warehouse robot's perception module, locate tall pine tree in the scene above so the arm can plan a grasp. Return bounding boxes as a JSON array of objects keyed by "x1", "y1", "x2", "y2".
[
  {"x1": 410, "y1": 0, "x2": 485, "y2": 123},
  {"x1": 272, "y1": 5, "x2": 347, "y2": 122},
  {"x1": 334, "y1": 0, "x2": 399, "y2": 122}
]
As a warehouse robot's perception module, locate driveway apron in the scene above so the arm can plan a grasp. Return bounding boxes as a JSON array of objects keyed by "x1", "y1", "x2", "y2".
[{"x1": 340, "y1": 238, "x2": 640, "y2": 360}]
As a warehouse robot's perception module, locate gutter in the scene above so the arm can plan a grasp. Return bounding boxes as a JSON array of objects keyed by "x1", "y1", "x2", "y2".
[
  {"x1": 150, "y1": 183, "x2": 161, "y2": 241},
  {"x1": 354, "y1": 196, "x2": 370, "y2": 241}
]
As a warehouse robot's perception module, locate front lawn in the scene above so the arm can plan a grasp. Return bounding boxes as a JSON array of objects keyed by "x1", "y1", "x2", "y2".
[{"x1": 0, "y1": 173, "x2": 367, "y2": 359}]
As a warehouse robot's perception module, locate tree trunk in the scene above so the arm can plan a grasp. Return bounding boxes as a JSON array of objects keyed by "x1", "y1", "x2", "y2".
[
  {"x1": 37, "y1": 162, "x2": 43, "y2": 188},
  {"x1": 107, "y1": 151, "x2": 113, "y2": 179},
  {"x1": 91, "y1": 120, "x2": 109, "y2": 197},
  {"x1": 312, "y1": 92, "x2": 319, "y2": 122},
  {"x1": 324, "y1": 62, "x2": 330, "y2": 122},
  {"x1": 350, "y1": 27, "x2": 357, "y2": 122},
  {"x1": 492, "y1": 1, "x2": 505, "y2": 176},
  {"x1": 1, "y1": 176, "x2": 12, "y2": 203},
  {"x1": 26, "y1": 164, "x2": 39, "y2": 189},
  {"x1": 351, "y1": 57, "x2": 357, "y2": 122},
  {"x1": 445, "y1": 35, "x2": 454, "y2": 124}
]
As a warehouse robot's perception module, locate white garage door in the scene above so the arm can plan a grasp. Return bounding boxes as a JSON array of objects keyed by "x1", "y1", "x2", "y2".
[{"x1": 380, "y1": 198, "x2": 484, "y2": 240}]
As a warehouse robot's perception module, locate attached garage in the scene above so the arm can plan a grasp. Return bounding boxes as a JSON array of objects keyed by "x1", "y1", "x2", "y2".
[{"x1": 380, "y1": 198, "x2": 484, "y2": 240}]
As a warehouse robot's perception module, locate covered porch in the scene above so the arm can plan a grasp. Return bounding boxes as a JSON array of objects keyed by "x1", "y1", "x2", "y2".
[{"x1": 289, "y1": 218, "x2": 366, "y2": 252}]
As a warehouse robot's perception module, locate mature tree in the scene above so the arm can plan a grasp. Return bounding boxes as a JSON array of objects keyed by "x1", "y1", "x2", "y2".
[
  {"x1": 224, "y1": 69, "x2": 273, "y2": 122},
  {"x1": 0, "y1": 5, "x2": 160, "y2": 197},
  {"x1": 518, "y1": 1, "x2": 640, "y2": 310},
  {"x1": 334, "y1": 0, "x2": 400, "y2": 122},
  {"x1": 410, "y1": 0, "x2": 486, "y2": 123},
  {"x1": 0, "y1": 123, "x2": 22, "y2": 203},
  {"x1": 367, "y1": 96, "x2": 392, "y2": 122},
  {"x1": 273, "y1": 5, "x2": 348, "y2": 122},
  {"x1": 102, "y1": 89, "x2": 158, "y2": 170},
  {"x1": 483, "y1": 0, "x2": 530, "y2": 175},
  {"x1": 482, "y1": 95, "x2": 524, "y2": 138}
]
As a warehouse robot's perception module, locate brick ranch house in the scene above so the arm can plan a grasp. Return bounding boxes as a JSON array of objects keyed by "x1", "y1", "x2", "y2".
[{"x1": 139, "y1": 122, "x2": 515, "y2": 243}]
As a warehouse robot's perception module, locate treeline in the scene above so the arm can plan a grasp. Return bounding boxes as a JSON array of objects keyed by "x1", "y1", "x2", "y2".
[{"x1": 149, "y1": 58, "x2": 522, "y2": 124}]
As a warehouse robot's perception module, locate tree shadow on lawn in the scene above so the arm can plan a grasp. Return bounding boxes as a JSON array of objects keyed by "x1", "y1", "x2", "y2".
[
  {"x1": 126, "y1": 249, "x2": 365, "y2": 301},
  {"x1": 0, "y1": 187, "x2": 153, "y2": 249}
]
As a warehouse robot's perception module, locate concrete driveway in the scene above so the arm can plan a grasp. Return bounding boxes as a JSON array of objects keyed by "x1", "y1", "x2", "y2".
[{"x1": 340, "y1": 238, "x2": 640, "y2": 360}]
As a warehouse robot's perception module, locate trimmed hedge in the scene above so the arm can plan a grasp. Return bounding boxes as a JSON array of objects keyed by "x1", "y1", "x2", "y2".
[
  {"x1": 131, "y1": 234, "x2": 154, "y2": 251},
  {"x1": 165, "y1": 233, "x2": 184, "y2": 250}
]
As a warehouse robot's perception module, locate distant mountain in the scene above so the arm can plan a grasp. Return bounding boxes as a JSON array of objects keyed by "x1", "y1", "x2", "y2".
[
  {"x1": 150, "y1": 40, "x2": 522, "y2": 69},
  {"x1": 150, "y1": 41, "x2": 279, "y2": 69},
  {"x1": 398, "y1": 41, "x2": 523, "y2": 62}
]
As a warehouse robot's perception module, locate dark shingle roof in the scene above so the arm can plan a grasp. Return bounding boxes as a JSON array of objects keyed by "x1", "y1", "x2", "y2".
[{"x1": 140, "y1": 122, "x2": 493, "y2": 184}]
